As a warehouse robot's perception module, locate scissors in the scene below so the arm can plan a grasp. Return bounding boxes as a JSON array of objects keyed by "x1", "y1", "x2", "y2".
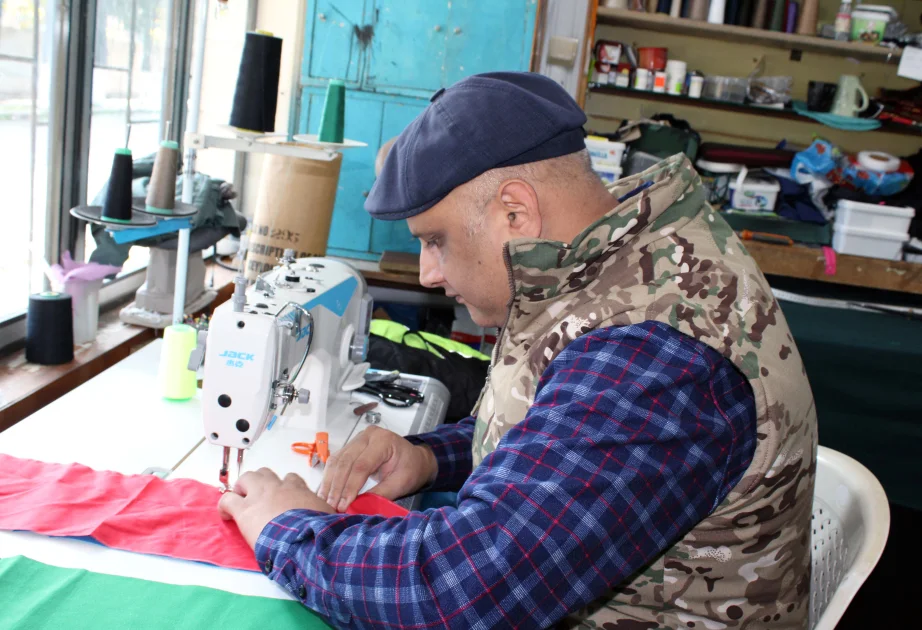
[
  {"x1": 357, "y1": 382, "x2": 424, "y2": 408},
  {"x1": 291, "y1": 431, "x2": 330, "y2": 467}
]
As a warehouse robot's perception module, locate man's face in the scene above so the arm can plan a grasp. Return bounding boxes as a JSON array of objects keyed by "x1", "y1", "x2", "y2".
[{"x1": 407, "y1": 188, "x2": 512, "y2": 328}]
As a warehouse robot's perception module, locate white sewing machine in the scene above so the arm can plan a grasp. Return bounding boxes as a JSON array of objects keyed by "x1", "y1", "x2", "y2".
[{"x1": 195, "y1": 253, "x2": 448, "y2": 502}]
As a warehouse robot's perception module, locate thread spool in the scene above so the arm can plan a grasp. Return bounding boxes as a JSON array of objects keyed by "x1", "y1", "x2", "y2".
[
  {"x1": 708, "y1": 0, "x2": 728, "y2": 24},
  {"x1": 768, "y1": 0, "x2": 786, "y2": 31},
  {"x1": 751, "y1": 0, "x2": 770, "y2": 28},
  {"x1": 688, "y1": 0, "x2": 710, "y2": 21},
  {"x1": 26, "y1": 292, "x2": 74, "y2": 365},
  {"x1": 785, "y1": 1, "x2": 799, "y2": 32},
  {"x1": 229, "y1": 31, "x2": 283, "y2": 133},
  {"x1": 159, "y1": 324, "x2": 198, "y2": 400},
  {"x1": 145, "y1": 141, "x2": 180, "y2": 214},
  {"x1": 738, "y1": 0, "x2": 755, "y2": 25},
  {"x1": 796, "y1": 0, "x2": 819, "y2": 35},
  {"x1": 318, "y1": 79, "x2": 346, "y2": 144},
  {"x1": 102, "y1": 149, "x2": 134, "y2": 223}
]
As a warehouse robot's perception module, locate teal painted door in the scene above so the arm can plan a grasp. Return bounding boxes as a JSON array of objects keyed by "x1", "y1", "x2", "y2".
[
  {"x1": 296, "y1": 0, "x2": 537, "y2": 259},
  {"x1": 365, "y1": 0, "x2": 450, "y2": 96},
  {"x1": 444, "y1": 1, "x2": 537, "y2": 86},
  {"x1": 299, "y1": 88, "x2": 427, "y2": 259},
  {"x1": 302, "y1": 0, "x2": 369, "y2": 87}
]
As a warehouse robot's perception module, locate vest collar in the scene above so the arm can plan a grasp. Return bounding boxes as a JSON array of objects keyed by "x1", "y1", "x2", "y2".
[{"x1": 504, "y1": 153, "x2": 699, "y2": 306}]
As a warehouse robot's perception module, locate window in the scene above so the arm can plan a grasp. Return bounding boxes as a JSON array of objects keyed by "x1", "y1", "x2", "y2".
[
  {"x1": 0, "y1": 0, "x2": 188, "y2": 341},
  {"x1": 84, "y1": 0, "x2": 175, "y2": 274},
  {"x1": 0, "y1": 0, "x2": 57, "y2": 321}
]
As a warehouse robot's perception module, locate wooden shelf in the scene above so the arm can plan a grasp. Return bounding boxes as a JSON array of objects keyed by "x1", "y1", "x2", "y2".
[
  {"x1": 746, "y1": 241, "x2": 922, "y2": 296},
  {"x1": 589, "y1": 85, "x2": 921, "y2": 136},
  {"x1": 596, "y1": 8, "x2": 902, "y2": 63}
]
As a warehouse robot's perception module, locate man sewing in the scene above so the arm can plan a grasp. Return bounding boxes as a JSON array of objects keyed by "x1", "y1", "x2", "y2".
[{"x1": 218, "y1": 72, "x2": 817, "y2": 629}]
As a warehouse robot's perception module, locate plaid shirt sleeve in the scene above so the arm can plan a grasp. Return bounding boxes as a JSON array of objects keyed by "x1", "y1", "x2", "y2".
[
  {"x1": 254, "y1": 321, "x2": 757, "y2": 629},
  {"x1": 403, "y1": 417, "x2": 476, "y2": 492}
]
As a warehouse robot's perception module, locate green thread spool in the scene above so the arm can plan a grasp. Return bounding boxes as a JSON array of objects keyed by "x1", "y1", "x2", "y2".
[
  {"x1": 159, "y1": 324, "x2": 198, "y2": 400},
  {"x1": 318, "y1": 79, "x2": 345, "y2": 143}
]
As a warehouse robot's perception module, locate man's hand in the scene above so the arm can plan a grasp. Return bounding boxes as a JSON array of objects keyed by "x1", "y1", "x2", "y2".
[
  {"x1": 218, "y1": 468, "x2": 335, "y2": 548},
  {"x1": 319, "y1": 425, "x2": 437, "y2": 512}
]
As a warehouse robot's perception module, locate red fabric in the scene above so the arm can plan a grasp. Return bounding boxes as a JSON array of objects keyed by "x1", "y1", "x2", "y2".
[
  {"x1": 346, "y1": 493, "x2": 409, "y2": 518},
  {"x1": 0, "y1": 454, "x2": 259, "y2": 572}
]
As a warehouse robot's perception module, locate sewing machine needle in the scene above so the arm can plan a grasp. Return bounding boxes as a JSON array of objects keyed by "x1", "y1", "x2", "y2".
[
  {"x1": 236, "y1": 448, "x2": 244, "y2": 482},
  {"x1": 219, "y1": 446, "x2": 231, "y2": 492}
]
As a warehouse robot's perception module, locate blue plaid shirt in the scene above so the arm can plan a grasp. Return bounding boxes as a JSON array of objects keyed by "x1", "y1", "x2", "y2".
[{"x1": 255, "y1": 321, "x2": 757, "y2": 629}]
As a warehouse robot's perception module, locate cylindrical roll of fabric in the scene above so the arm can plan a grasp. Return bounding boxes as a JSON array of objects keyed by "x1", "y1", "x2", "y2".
[
  {"x1": 145, "y1": 140, "x2": 179, "y2": 214},
  {"x1": 229, "y1": 31, "x2": 283, "y2": 133},
  {"x1": 708, "y1": 0, "x2": 727, "y2": 23},
  {"x1": 796, "y1": 0, "x2": 818, "y2": 34},
  {"x1": 646, "y1": 0, "x2": 659, "y2": 13},
  {"x1": 318, "y1": 79, "x2": 346, "y2": 143},
  {"x1": 750, "y1": 0, "x2": 770, "y2": 28},
  {"x1": 244, "y1": 151, "x2": 343, "y2": 280},
  {"x1": 689, "y1": 0, "x2": 710, "y2": 21},
  {"x1": 101, "y1": 149, "x2": 134, "y2": 223},
  {"x1": 785, "y1": 1, "x2": 799, "y2": 32},
  {"x1": 26, "y1": 292, "x2": 74, "y2": 365},
  {"x1": 670, "y1": 0, "x2": 683, "y2": 17},
  {"x1": 768, "y1": 0, "x2": 786, "y2": 30},
  {"x1": 159, "y1": 324, "x2": 198, "y2": 400},
  {"x1": 656, "y1": 0, "x2": 671, "y2": 13}
]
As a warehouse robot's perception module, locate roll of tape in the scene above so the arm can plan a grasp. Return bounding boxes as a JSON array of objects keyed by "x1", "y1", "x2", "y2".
[{"x1": 857, "y1": 151, "x2": 900, "y2": 173}]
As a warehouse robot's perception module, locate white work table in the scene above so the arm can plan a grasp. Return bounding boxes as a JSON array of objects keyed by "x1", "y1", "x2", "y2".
[
  {"x1": 0, "y1": 339, "x2": 289, "y2": 601},
  {"x1": 0, "y1": 337, "x2": 445, "y2": 606}
]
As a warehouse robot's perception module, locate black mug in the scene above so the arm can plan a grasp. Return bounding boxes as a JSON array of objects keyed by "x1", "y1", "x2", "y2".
[{"x1": 807, "y1": 81, "x2": 838, "y2": 113}]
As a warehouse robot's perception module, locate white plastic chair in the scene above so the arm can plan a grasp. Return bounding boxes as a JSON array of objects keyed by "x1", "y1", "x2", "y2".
[{"x1": 810, "y1": 446, "x2": 890, "y2": 630}]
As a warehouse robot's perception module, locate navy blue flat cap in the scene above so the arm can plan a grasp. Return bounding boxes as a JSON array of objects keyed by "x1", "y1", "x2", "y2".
[{"x1": 365, "y1": 72, "x2": 587, "y2": 220}]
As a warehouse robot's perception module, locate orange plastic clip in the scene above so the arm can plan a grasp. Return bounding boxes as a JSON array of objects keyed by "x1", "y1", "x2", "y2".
[
  {"x1": 316, "y1": 432, "x2": 329, "y2": 465},
  {"x1": 291, "y1": 441, "x2": 316, "y2": 466}
]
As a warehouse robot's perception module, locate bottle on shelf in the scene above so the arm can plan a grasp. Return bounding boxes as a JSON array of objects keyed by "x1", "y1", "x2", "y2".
[{"x1": 834, "y1": 0, "x2": 853, "y2": 41}]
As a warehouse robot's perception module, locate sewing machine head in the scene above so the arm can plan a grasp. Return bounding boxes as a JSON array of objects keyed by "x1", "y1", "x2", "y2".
[{"x1": 200, "y1": 253, "x2": 373, "y2": 487}]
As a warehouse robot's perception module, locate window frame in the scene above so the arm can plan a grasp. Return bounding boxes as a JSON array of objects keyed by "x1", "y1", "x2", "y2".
[{"x1": 0, "y1": 0, "x2": 192, "y2": 348}]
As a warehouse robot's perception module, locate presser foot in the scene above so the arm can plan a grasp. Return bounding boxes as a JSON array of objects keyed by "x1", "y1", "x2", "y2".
[{"x1": 219, "y1": 446, "x2": 231, "y2": 492}]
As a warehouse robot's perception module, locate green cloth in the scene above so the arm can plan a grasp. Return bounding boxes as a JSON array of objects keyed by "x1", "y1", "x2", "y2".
[
  {"x1": 0, "y1": 556, "x2": 331, "y2": 629},
  {"x1": 370, "y1": 319, "x2": 490, "y2": 361},
  {"x1": 780, "y1": 300, "x2": 922, "y2": 510}
]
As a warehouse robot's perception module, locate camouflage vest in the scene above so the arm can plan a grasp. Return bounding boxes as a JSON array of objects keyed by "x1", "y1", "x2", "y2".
[{"x1": 471, "y1": 154, "x2": 817, "y2": 629}]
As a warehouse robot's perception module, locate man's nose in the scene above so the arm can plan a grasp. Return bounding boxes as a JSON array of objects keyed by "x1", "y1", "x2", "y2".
[{"x1": 418, "y1": 248, "x2": 444, "y2": 289}]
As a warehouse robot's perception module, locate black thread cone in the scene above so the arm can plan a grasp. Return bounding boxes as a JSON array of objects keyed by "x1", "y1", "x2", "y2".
[
  {"x1": 229, "y1": 32, "x2": 283, "y2": 133},
  {"x1": 102, "y1": 149, "x2": 134, "y2": 222}
]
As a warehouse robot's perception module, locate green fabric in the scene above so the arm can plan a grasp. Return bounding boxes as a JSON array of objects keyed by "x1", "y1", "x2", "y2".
[
  {"x1": 780, "y1": 300, "x2": 922, "y2": 510},
  {"x1": 369, "y1": 319, "x2": 490, "y2": 361},
  {"x1": 0, "y1": 556, "x2": 330, "y2": 629}
]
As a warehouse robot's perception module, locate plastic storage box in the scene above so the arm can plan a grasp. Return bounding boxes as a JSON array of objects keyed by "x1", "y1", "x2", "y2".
[
  {"x1": 703, "y1": 76, "x2": 748, "y2": 103},
  {"x1": 835, "y1": 199, "x2": 914, "y2": 234},
  {"x1": 832, "y1": 224, "x2": 909, "y2": 260},
  {"x1": 592, "y1": 161, "x2": 623, "y2": 184},
  {"x1": 585, "y1": 137, "x2": 626, "y2": 166},
  {"x1": 728, "y1": 172, "x2": 780, "y2": 212}
]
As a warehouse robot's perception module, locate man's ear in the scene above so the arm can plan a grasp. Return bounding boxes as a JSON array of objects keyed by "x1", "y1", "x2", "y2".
[{"x1": 495, "y1": 179, "x2": 541, "y2": 239}]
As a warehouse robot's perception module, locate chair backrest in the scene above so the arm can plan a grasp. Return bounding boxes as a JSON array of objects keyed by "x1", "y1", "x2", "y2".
[{"x1": 810, "y1": 446, "x2": 890, "y2": 630}]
